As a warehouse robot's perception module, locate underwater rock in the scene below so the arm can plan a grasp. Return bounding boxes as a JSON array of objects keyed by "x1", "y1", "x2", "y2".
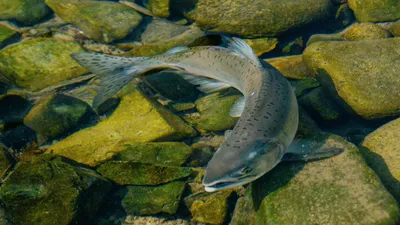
[
  {"x1": 0, "y1": 95, "x2": 31, "y2": 130},
  {"x1": 146, "y1": 0, "x2": 170, "y2": 17},
  {"x1": 266, "y1": 55, "x2": 312, "y2": 80},
  {"x1": 0, "y1": 0, "x2": 51, "y2": 25},
  {"x1": 97, "y1": 161, "x2": 192, "y2": 185},
  {"x1": 47, "y1": 89, "x2": 196, "y2": 167},
  {"x1": 122, "y1": 19, "x2": 205, "y2": 56},
  {"x1": 341, "y1": 22, "x2": 392, "y2": 40},
  {"x1": 0, "y1": 38, "x2": 87, "y2": 91},
  {"x1": 359, "y1": 117, "x2": 400, "y2": 202},
  {"x1": 184, "y1": 190, "x2": 234, "y2": 225},
  {"x1": 185, "y1": 0, "x2": 333, "y2": 38},
  {"x1": 46, "y1": 0, "x2": 142, "y2": 43},
  {"x1": 296, "y1": 107, "x2": 321, "y2": 137},
  {"x1": 348, "y1": 0, "x2": 400, "y2": 22},
  {"x1": 0, "y1": 125, "x2": 37, "y2": 150},
  {"x1": 0, "y1": 155, "x2": 112, "y2": 225},
  {"x1": 243, "y1": 38, "x2": 278, "y2": 56},
  {"x1": 23, "y1": 94, "x2": 96, "y2": 140},
  {"x1": 389, "y1": 20, "x2": 400, "y2": 36},
  {"x1": 230, "y1": 133, "x2": 400, "y2": 225},
  {"x1": 0, "y1": 25, "x2": 17, "y2": 48},
  {"x1": 113, "y1": 142, "x2": 192, "y2": 166},
  {"x1": 195, "y1": 90, "x2": 241, "y2": 132},
  {"x1": 120, "y1": 181, "x2": 186, "y2": 215},
  {"x1": 171, "y1": 102, "x2": 196, "y2": 112},
  {"x1": 289, "y1": 79, "x2": 320, "y2": 97},
  {"x1": 299, "y1": 87, "x2": 343, "y2": 121},
  {"x1": 0, "y1": 144, "x2": 11, "y2": 178},
  {"x1": 302, "y1": 38, "x2": 400, "y2": 119}
]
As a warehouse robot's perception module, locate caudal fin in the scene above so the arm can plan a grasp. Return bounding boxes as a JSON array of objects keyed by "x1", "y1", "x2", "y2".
[{"x1": 71, "y1": 52, "x2": 149, "y2": 108}]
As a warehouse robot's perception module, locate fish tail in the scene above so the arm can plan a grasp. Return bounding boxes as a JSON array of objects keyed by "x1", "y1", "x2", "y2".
[{"x1": 70, "y1": 52, "x2": 153, "y2": 108}]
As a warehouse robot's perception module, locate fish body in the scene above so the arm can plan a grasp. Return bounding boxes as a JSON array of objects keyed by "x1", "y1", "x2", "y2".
[{"x1": 71, "y1": 38, "x2": 299, "y2": 192}]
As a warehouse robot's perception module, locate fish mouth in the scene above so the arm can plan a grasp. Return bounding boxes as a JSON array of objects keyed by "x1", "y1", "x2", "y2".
[{"x1": 203, "y1": 176, "x2": 256, "y2": 192}]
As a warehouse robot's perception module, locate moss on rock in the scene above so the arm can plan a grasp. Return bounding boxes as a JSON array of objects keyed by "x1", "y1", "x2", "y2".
[
  {"x1": 0, "y1": 25, "x2": 16, "y2": 48},
  {"x1": 341, "y1": 22, "x2": 392, "y2": 41},
  {"x1": 266, "y1": 55, "x2": 312, "y2": 80},
  {"x1": 302, "y1": 38, "x2": 400, "y2": 119},
  {"x1": 147, "y1": 0, "x2": 170, "y2": 17},
  {"x1": 0, "y1": 155, "x2": 112, "y2": 225},
  {"x1": 185, "y1": 0, "x2": 333, "y2": 37},
  {"x1": 46, "y1": 0, "x2": 142, "y2": 43},
  {"x1": 0, "y1": 0, "x2": 51, "y2": 25},
  {"x1": 121, "y1": 181, "x2": 186, "y2": 215},
  {"x1": 359, "y1": 118, "x2": 400, "y2": 202},
  {"x1": 47, "y1": 89, "x2": 196, "y2": 167},
  {"x1": 97, "y1": 161, "x2": 192, "y2": 185},
  {"x1": 0, "y1": 38, "x2": 88, "y2": 91},
  {"x1": 348, "y1": 0, "x2": 400, "y2": 22},
  {"x1": 244, "y1": 38, "x2": 278, "y2": 56},
  {"x1": 389, "y1": 20, "x2": 400, "y2": 36}
]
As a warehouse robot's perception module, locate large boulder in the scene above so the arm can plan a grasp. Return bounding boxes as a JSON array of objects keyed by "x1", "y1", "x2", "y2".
[
  {"x1": 47, "y1": 89, "x2": 197, "y2": 167},
  {"x1": 0, "y1": 0, "x2": 51, "y2": 25},
  {"x1": 302, "y1": 38, "x2": 400, "y2": 119},
  {"x1": 0, "y1": 38, "x2": 88, "y2": 91},
  {"x1": 348, "y1": 0, "x2": 400, "y2": 22},
  {"x1": 184, "y1": 0, "x2": 333, "y2": 38}
]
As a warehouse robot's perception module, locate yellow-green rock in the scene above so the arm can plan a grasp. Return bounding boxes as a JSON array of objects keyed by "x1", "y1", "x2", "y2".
[
  {"x1": 184, "y1": 190, "x2": 233, "y2": 225},
  {"x1": 121, "y1": 181, "x2": 186, "y2": 215},
  {"x1": 47, "y1": 89, "x2": 196, "y2": 167},
  {"x1": 389, "y1": 20, "x2": 400, "y2": 36},
  {"x1": 23, "y1": 94, "x2": 96, "y2": 140},
  {"x1": 0, "y1": 38, "x2": 88, "y2": 91},
  {"x1": 147, "y1": 0, "x2": 170, "y2": 17},
  {"x1": 302, "y1": 38, "x2": 400, "y2": 119},
  {"x1": 185, "y1": 0, "x2": 333, "y2": 38},
  {"x1": 0, "y1": 155, "x2": 112, "y2": 225},
  {"x1": 46, "y1": 0, "x2": 142, "y2": 43},
  {"x1": 341, "y1": 22, "x2": 392, "y2": 40},
  {"x1": 230, "y1": 133, "x2": 400, "y2": 225},
  {"x1": 195, "y1": 90, "x2": 240, "y2": 132},
  {"x1": 348, "y1": 0, "x2": 400, "y2": 22},
  {"x1": 97, "y1": 161, "x2": 192, "y2": 185},
  {"x1": 359, "y1": 118, "x2": 400, "y2": 202},
  {"x1": 0, "y1": 145, "x2": 11, "y2": 176},
  {"x1": 113, "y1": 142, "x2": 192, "y2": 166},
  {"x1": 244, "y1": 38, "x2": 278, "y2": 56},
  {"x1": 0, "y1": 0, "x2": 51, "y2": 25},
  {"x1": 266, "y1": 55, "x2": 311, "y2": 79},
  {"x1": 0, "y1": 25, "x2": 16, "y2": 48}
]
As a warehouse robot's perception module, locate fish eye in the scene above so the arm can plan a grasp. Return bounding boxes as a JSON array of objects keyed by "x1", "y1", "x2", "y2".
[{"x1": 241, "y1": 167, "x2": 252, "y2": 174}]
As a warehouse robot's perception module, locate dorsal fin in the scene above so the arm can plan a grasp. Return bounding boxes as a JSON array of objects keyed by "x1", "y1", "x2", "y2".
[{"x1": 222, "y1": 36, "x2": 260, "y2": 65}]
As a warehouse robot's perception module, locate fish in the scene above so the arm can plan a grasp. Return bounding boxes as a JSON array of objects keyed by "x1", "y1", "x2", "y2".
[{"x1": 71, "y1": 37, "x2": 343, "y2": 192}]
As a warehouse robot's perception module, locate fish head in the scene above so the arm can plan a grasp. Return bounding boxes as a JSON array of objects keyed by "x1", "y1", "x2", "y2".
[{"x1": 202, "y1": 139, "x2": 285, "y2": 192}]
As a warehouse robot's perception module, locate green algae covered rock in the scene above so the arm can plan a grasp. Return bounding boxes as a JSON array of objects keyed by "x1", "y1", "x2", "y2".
[
  {"x1": 24, "y1": 94, "x2": 96, "y2": 140},
  {"x1": 0, "y1": 25, "x2": 16, "y2": 48},
  {"x1": 348, "y1": 0, "x2": 400, "y2": 22},
  {"x1": 46, "y1": 0, "x2": 142, "y2": 43},
  {"x1": 114, "y1": 142, "x2": 192, "y2": 166},
  {"x1": 359, "y1": 117, "x2": 400, "y2": 202},
  {"x1": 0, "y1": 145, "x2": 11, "y2": 176},
  {"x1": 389, "y1": 20, "x2": 400, "y2": 36},
  {"x1": 185, "y1": 0, "x2": 333, "y2": 38},
  {"x1": 230, "y1": 133, "x2": 400, "y2": 225},
  {"x1": 195, "y1": 91, "x2": 241, "y2": 132},
  {"x1": 266, "y1": 55, "x2": 312, "y2": 80},
  {"x1": 244, "y1": 38, "x2": 278, "y2": 56},
  {"x1": 299, "y1": 87, "x2": 343, "y2": 121},
  {"x1": 146, "y1": 0, "x2": 170, "y2": 17},
  {"x1": 0, "y1": 0, "x2": 51, "y2": 25},
  {"x1": 121, "y1": 181, "x2": 186, "y2": 215},
  {"x1": 47, "y1": 89, "x2": 196, "y2": 167},
  {"x1": 303, "y1": 38, "x2": 400, "y2": 119},
  {"x1": 341, "y1": 22, "x2": 392, "y2": 40},
  {"x1": 0, "y1": 155, "x2": 112, "y2": 225},
  {"x1": 184, "y1": 190, "x2": 233, "y2": 225},
  {"x1": 97, "y1": 161, "x2": 192, "y2": 185},
  {"x1": 0, "y1": 38, "x2": 88, "y2": 91}
]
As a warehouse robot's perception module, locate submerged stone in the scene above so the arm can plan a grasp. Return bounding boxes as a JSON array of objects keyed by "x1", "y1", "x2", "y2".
[
  {"x1": 97, "y1": 161, "x2": 192, "y2": 185},
  {"x1": 23, "y1": 94, "x2": 96, "y2": 140},
  {"x1": 266, "y1": 55, "x2": 311, "y2": 80},
  {"x1": 0, "y1": 38, "x2": 87, "y2": 91},
  {"x1": 195, "y1": 91, "x2": 241, "y2": 132},
  {"x1": 359, "y1": 117, "x2": 400, "y2": 202},
  {"x1": 341, "y1": 22, "x2": 392, "y2": 41},
  {"x1": 146, "y1": 0, "x2": 170, "y2": 17},
  {"x1": 47, "y1": 89, "x2": 196, "y2": 167},
  {"x1": 184, "y1": 190, "x2": 234, "y2": 225},
  {"x1": 230, "y1": 133, "x2": 400, "y2": 225},
  {"x1": 114, "y1": 142, "x2": 192, "y2": 166},
  {"x1": 0, "y1": 0, "x2": 51, "y2": 25},
  {"x1": 121, "y1": 181, "x2": 186, "y2": 215},
  {"x1": 0, "y1": 155, "x2": 112, "y2": 225},
  {"x1": 0, "y1": 25, "x2": 16, "y2": 48},
  {"x1": 244, "y1": 38, "x2": 278, "y2": 56},
  {"x1": 185, "y1": 0, "x2": 333, "y2": 37},
  {"x1": 0, "y1": 145, "x2": 11, "y2": 177},
  {"x1": 0, "y1": 95, "x2": 31, "y2": 129},
  {"x1": 348, "y1": 0, "x2": 400, "y2": 22},
  {"x1": 389, "y1": 20, "x2": 400, "y2": 36},
  {"x1": 46, "y1": 0, "x2": 142, "y2": 43},
  {"x1": 303, "y1": 38, "x2": 400, "y2": 119}
]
